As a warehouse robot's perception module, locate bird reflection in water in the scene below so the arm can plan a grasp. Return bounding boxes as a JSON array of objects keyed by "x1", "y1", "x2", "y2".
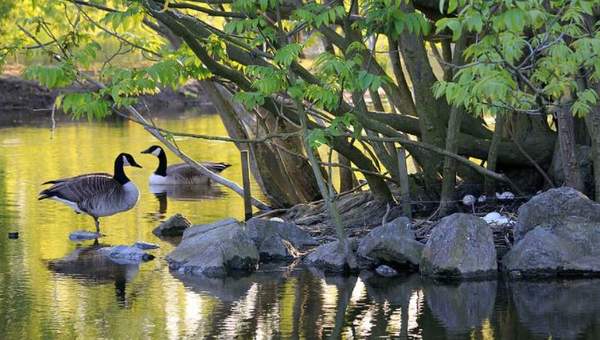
[
  {"x1": 146, "y1": 183, "x2": 225, "y2": 221},
  {"x1": 46, "y1": 243, "x2": 143, "y2": 307}
]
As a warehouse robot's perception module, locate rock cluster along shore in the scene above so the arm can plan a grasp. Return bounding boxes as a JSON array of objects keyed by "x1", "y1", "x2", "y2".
[{"x1": 163, "y1": 186, "x2": 600, "y2": 280}]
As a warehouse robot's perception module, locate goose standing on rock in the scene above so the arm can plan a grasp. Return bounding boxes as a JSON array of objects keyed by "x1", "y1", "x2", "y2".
[
  {"x1": 141, "y1": 145, "x2": 231, "y2": 185},
  {"x1": 38, "y1": 153, "x2": 142, "y2": 233}
]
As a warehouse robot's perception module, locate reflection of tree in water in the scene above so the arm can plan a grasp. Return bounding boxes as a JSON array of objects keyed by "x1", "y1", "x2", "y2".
[
  {"x1": 146, "y1": 184, "x2": 225, "y2": 221},
  {"x1": 46, "y1": 244, "x2": 141, "y2": 307},
  {"x1": 171, "y1": 268, "x2": 432, "y2": 338}
]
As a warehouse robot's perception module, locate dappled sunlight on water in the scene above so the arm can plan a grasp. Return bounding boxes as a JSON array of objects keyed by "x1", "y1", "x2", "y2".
[{"x1": 1, "y1": 114, "x2": 600, "y2": 339}]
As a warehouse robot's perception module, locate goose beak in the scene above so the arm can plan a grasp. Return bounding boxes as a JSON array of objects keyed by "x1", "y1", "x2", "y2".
[
  {"x1": 131, "y1": 160, "x2": 143, "y2": 168},
  {"x1": 141, "y1": 147, "x2": 152, "y2": 154}
]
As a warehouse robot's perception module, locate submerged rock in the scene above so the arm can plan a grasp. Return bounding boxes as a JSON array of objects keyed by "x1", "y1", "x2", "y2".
[
  {"x1": 153, "y1": 213, "x2": 192, "y2": 237},
  {"x1": 503, "y1": 217, "x2": 600, "y2": 277},
  {"x1": 420, "y1": 213, "x2": 497, "y2": 279},
  {"x1": 69, "y1": 230, "x2": 102, "y2": 241},
  {"x1": 47, "y1": 245, "x2": 140, "y2": 283},
  {"x1": 515, "y1": 187, "x2": 600, "y2": 241},
  {"x1": 167, "y1": 219, "x2": 259, "y2": 277},
  {"x1": 304, "y1": 238, "x2": 358, "y2": 273},
  {"x1": 357, "y1": 217, "x2": 423, "y2": 269},
  {"x1": 375, "y1": 265, "x2": 398, "y2": 277},
  {"x1": 97, "y1": 245, "x2": 155, "y2": 264},
  {"x1": 133, "y1": 241, "x2": 160, "y2": 250}
]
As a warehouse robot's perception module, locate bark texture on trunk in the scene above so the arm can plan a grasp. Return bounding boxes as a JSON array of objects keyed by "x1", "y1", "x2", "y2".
[
  {"x1": 557, "y1": 99, "x2": 584, "y2": 191},
  {"x1": 199, "y1": 81, "x2": 322, "y2": 207}
]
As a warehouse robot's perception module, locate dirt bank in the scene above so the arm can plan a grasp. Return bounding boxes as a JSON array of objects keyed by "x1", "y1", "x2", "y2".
[{"x1": 0, "y1": 76, "x2": 215, "y2": 126}]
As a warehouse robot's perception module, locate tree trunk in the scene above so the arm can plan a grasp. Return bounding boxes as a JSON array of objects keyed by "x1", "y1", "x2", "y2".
[
  {"x1": 485, "y1": 113, "x2": 506, "y2": 196},
  {"x1": 339, "y1": 154, "x2": 357, "y2": 192},
  {"x1": 439, "y1": 37, "x2": 467, "y2": 215},
  {"x1": 199, "y1": 81, "x2": 322, "y2": 207},
  {"x1": 585, "y1": 100, "x2": 600, "y2": 201},
  {"x1": 557, "y1": 98, "x2": 584, "y2": 191}
]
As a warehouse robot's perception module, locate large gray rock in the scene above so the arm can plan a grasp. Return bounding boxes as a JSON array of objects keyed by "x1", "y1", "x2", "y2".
[
  {"x1": 167, "y1": 219, "x2": 259, "y2": 277},
  {"x1": 245, "y1": 217, "x2": 318, "y2": 249},
  {"x1": 153, "y1": 213, "x2": 192, "y2": 237},
  {"x1": 257, "y1": 235, "x2": 299, "y2": 261},
  {"x1": 420, "y1": 213, "x2": 497, "y2": 278},
  {"x1": 304, "y1": 238, "x2": 358, "y2": 272},
  {"x1": 503, "y1": 217, "x2": 600, "y2": 277},
  {"x1": 515, "y1": 187, "x2": 600, "y2": 241},
  {"x1": 245, "y1": 217, "x2": 316, "y2": 261},
  {"x1": 357, "y1": 217, "x2": 423, "y2": 269}
]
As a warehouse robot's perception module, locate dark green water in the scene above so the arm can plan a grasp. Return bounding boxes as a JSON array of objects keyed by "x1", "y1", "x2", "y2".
[{"x1": 0, "y1": 113, "x2": 597, "y2": 339}]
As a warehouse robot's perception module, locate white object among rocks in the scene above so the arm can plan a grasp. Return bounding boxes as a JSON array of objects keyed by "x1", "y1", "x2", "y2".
[
  {"x1": 477, "y1": 195, "x2": 487, "y2": 203},
  {"x1": 482, "y1": 212, "x2": 510, "y2": 225},
  {"x1": 269, "y1": 217, "x2": 284, "y2": 222},
  {"x1": 496, "y1": 191, "x2": 515, "y2": 201}
]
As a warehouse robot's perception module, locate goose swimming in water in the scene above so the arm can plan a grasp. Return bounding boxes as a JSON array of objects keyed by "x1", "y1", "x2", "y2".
[
  {"x1": 38, "y1": 153, "x2": 142, "y2": 233},
  {"x1": 141, "y1": 145, "x2": 231, "y2": 185}
]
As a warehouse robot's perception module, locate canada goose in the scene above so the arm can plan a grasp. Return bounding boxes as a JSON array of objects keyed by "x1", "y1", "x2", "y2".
[
  {"x1": 141, "y1": 145, "x2": 231, "y2": 185},
  {"x1": 38, "y1": 153, "x2": 142, "y2": 233}
]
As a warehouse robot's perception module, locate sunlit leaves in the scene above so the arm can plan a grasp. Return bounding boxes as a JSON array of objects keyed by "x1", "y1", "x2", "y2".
[
  {"x1": 24, "y1": 63, "x2": 76, "y2": 88},
  {"x1": 58, "y1": 92, "x2": 111, "y2": 120},
  {"x1": 292, "y1": 4, "x2": 345, "y2": 28},
  {"x1": 360, "y1": 0, "x2": 431, "y2": 38},
  {"x1": 572, "y1": 89, "x2": 599, "y2": 117},
  {"x1": 434, "y1": 0, "x2": 600, "y2": 118},
  {"x1": 234, "y1": 91, "x2": 266, "y2": 109},
  {"x1": 274, "y1": 43, "x2": 302, "y2": 67},
  {"x1": 100, "y1": 5, "x2": 144, "y2": 31}
]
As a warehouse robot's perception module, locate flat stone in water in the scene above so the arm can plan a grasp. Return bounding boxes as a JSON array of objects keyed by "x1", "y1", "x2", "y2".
[
  {"x1": 97, "y1": 245, "x2": 155, "y2": 264},
  {"x1": 375, "y1": 265, "x2": 398, "y2": 277},
  {"x1": 133, "y1": 241, "x2": 160, "y2": 250},
  {"x1": 69, "y1": 230, "x2": 102, "y2": 241}
]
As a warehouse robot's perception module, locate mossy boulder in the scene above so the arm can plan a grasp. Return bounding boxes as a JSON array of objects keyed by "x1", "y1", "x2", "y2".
[
  {"x1": 503, "y1": 217, "x2": 600, "y2": 277},
  {"x1": 420, "y1": 213, "x2": 497, "y2": 279},
  {"x1": 515, "y1": 187, "x2": 600, "y2": 241},
  {"x1": 357, "y1": 217, "x2": 423, "y2": 270},
  {"x1": 167, "y1": 219, "x2": 259, "y2": 277}
]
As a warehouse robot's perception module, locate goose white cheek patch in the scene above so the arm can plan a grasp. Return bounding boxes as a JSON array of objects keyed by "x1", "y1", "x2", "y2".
[
  {"x1": 151, "y1": 148, "x2": 161, "y2": 156},
  {"x1": 122, "y1": 155, "x2": 131, "y2": 166}
]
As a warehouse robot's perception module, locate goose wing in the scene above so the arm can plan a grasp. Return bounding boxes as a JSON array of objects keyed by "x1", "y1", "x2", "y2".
[
  {"x1": 42, "y1": 172, "x2": 111, "y2": 185},
  {"x1": 39, "y1": 174, "x2": 119, "y2": 206},
  {"x1": 166, "y1": 162, "x2": 231, "y2": 177}
]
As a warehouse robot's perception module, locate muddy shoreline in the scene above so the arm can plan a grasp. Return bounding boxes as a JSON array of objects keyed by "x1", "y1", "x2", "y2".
[{"x1": 0, "y1": 76, "x2": 215, "y2": 126}]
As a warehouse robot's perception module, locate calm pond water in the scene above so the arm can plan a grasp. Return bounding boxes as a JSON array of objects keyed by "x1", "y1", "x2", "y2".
[{"x1": 0, "y1": 112, "x2": 599, "y2": 339}]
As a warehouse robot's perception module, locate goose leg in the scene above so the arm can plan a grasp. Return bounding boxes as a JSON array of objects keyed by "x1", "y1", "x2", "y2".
[{"x1": 94, "y1": 217, "x2": 100, "y2": 234}]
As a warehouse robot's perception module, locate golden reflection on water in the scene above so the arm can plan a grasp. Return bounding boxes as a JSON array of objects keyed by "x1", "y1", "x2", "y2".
[{"x1": 1, "y1": 113, "x2": 597, "y2": 339}]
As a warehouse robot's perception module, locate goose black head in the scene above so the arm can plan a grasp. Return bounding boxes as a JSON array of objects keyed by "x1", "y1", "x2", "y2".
[
  {"x1": 141, "y1": 145, "x2": 164, "y2": 157},
  {"x1": 118, "y1": 153, "x2": 143, "y2": 168}
]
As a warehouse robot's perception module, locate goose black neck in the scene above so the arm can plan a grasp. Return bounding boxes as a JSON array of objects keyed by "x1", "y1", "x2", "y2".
[
  {"x1": 114, "y1": 156, "x2": 130, "y2": 185},
  {"x1": 155, "y1": 149, "x2": 167, "y2": 176}
]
